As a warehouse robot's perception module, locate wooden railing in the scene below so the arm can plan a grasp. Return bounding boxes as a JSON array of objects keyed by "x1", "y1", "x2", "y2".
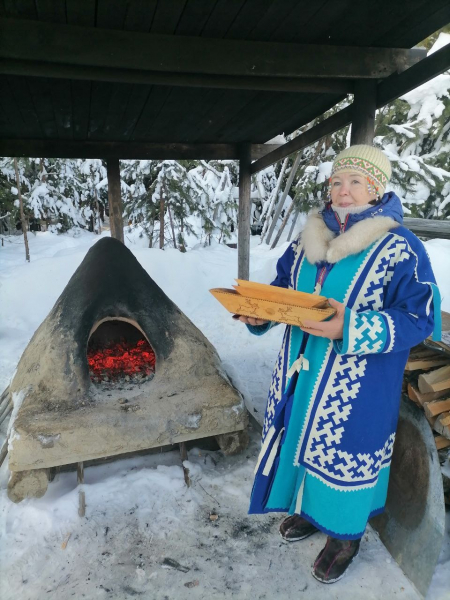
[{"x1": 403, "y1": 218, "x2": 450, "y2": 240}]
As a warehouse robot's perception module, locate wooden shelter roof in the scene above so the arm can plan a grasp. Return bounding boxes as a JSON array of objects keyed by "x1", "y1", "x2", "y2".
[{"x1": 0, "y1": 0, "x2": 449, "y2": 159}]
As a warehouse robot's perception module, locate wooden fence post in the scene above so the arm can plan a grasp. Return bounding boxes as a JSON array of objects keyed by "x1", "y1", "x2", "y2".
[
  {"x1": 106, "y1": 158, "x2": 124, "y2": 243},
  {"x1": 238, "y1": 144, "x2": 251, "y2": 280}
]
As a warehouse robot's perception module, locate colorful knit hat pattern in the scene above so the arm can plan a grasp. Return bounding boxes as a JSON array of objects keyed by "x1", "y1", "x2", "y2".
[{"x1": 331, "y1": 145, "x2": 392, "y2": 196}]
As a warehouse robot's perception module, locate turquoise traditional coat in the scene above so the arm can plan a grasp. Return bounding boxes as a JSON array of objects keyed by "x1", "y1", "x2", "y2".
[{"x1": 248, "y1": 193, "x2": 441, "y2": 539}]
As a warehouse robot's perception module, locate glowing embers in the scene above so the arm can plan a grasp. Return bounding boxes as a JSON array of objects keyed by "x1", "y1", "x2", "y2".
[{"x1": 87, "y1": 319, "x2": 155, "y2": 384}]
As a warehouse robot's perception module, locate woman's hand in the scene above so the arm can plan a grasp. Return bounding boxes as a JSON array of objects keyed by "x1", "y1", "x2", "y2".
[
  {"x1": 300, "y1": 298, "x2": 345, "y2": 340},
  {"x1": 234, "y1": 315, "x2": 270, "y2": 326}
]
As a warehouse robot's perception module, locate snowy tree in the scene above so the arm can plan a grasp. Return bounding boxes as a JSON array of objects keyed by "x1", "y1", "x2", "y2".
[
  {"x1": 189, "y1": 160, "x2": 238, "y2": 245},
  {"x1": 76, "y1": 159, "x2": 108, "y2": 233},
  {"x1": 256, "y1": 100, "x2": 351, "y2": 244},
  {"x1": 258, "y1": 34, "x2": 450, "y2": 244},
  {"x1": 123, "y1": 160, "x2": 204, "y2": 250},
  {"x1": 374, "y1": 34, "x2": 450, "y2": 219},
  {"x1": 0, "y1": 157, "x2": 88, "y2": 232}
]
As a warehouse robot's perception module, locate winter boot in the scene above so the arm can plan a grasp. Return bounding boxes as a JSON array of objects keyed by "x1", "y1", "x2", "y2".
[
  {"x1": 279, "y1": 514, "x2": 319, "y2": 542},
  {"x1": 312, "y1": 536, "x2": 361, "y2": 583}
]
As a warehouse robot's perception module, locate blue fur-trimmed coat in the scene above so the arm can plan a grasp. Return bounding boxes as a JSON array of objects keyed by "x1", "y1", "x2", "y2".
[{"x1": 247, "y1": 193, "x2": 441, "y2": 539}]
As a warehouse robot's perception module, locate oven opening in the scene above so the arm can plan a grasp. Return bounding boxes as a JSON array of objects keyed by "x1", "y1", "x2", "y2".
[{"x1": 87, "y1": 318, "x2": 155, "y2": 384}]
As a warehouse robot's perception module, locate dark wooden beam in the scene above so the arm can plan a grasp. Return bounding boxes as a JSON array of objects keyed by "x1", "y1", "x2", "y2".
[
  {"x1": 0, "y1": 18, "x2": 425, "y2": 80},
  {"x1": 251, "y1": 106, "x2": 353, "y2": 174},
  {"x1": 107, "y1": 158, "x2": 124, "y2": 243},
  {"x1": 0, "y1": 59, "x2": 353, "y2": 94},
  {"x1": 253, "y1": 46, "x2": 448, "y2": 173},
  {"x1": 377, "y1": 43, "x2": 450, "y2": 108},
  {"x1": 404, "y1": 218, "x2": 450, "y2": 240},
  {"x1": 238, "y1": 144, "x2": 252, "y2": 281},
  {"x1": 351, "y1": 80, "x2": 377, "y2": 145},
  {"x1": 252, "y1": 144, "x2": 282, "y2": 160},
  {"x1": 0, "y1": 139, "x2": 281, "y2": 161}
]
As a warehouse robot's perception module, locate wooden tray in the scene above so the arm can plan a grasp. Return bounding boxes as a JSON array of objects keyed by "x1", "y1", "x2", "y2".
[
  {"x1": 233, "y1": 279, "x2": 329, "y2": 308},
  {"x1": 210, "y1": 288, "x2": 336, "y2": 327}
]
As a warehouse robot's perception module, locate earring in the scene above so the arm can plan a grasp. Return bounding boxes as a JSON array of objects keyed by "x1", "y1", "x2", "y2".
[
  {"x1": 327, "y1": 178, "x2": 332, "y2": 202},
  {"x1": 367, "y1": 179, "x2": 378, "y2": 198}
]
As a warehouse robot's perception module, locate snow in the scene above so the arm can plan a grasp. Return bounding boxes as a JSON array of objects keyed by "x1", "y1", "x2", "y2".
[
  {"x1": 1, "y1": 229, "x2": 449, "y2": 599},
  {"x1": 427, "y1": 32, "x2": 450, "y2": 55}
]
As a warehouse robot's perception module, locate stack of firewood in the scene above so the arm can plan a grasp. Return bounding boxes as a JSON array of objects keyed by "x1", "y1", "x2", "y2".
[
  {"x1": 405, "y1": 346, "x2": 450, "y2": 451},
  {"x1": 404, "y1": 334, "x2": 450, "y2": 507}
]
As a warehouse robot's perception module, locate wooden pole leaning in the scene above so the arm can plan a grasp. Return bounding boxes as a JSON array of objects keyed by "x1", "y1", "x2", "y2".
[
  {"x1": 238, "y1": 144, "x2": 252, "y2": 281},
  {"x1": 266, "y1": 152, "x2": 302, "y2": 245},
  {"x1": 350, "y1": 80, "x2": 377, "y2": 145},
  {"x1": 106, "y1": 158, "x2": 124, "y2": 243}
]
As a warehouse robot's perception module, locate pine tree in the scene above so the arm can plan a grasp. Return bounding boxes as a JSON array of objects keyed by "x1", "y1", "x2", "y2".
[
  {"x1": 123, "y1": 160, "x2": 204, "y2": 250},
  {"x1": 190, "y1": 160, "x2": 238, "y2": 245},
  {"x1": 0, "y1": 157, "x2": 89, "y2": 232},
  {"x1": 374, "y1": 37, "x2": 450, "y2": 219}
]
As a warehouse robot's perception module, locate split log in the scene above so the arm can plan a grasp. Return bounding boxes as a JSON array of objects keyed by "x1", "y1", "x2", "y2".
[
  {"x1": 424, "y1": 398, "x2": 450, "y2": 419},
  {"x1": 405, "y1": 355, "x2": 449, "y2": 371},
  {"x1": 434, "y1": 412, "x2": 450, "y2": 440},
  {"x1": 418, "y1": 365, "x2": 450, "y2": 394},
  {"x1": 407, "y1": 383, "x2": 450, "y2": 407},
  {"x1": 434, "y1": 435, "x2": 450, "y2": 450},
  {"x1": 426, "y1": 414, "x2": 438, "y2": 428}
]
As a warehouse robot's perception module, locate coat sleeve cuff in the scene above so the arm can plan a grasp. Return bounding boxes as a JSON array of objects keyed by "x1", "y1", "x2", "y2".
[
  {"x1": 333, "y1": 307, "x2": 389, "y2": 355},
  {"x1": 246, "y1": 321, "x2": 277, "y2": 336}
]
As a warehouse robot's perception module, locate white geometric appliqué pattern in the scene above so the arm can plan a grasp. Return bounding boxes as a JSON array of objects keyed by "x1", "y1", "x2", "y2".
[
  {"x1": 348, "y1": 312, "x2": 386, "y2": 354},
  {"x1": 263, "y1": 350, "x2": 285, "y2": 439},
  {"x1": 304, "y1": 355, "x2": 368, "y2": 481},
  {"x1": 343, "y1": 235, "x2": 410, "y2": 355},
  {"x1": 350, "y1": 236, "x2": 410, "y2": 314},
  {"x1": 300, "y1": 236, "x2": 411, "y2": 484}
]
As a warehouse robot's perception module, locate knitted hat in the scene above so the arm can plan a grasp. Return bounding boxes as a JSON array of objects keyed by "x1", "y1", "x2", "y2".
[{"x1": 331, "y1": 145, "x2": 392, "y2": 196}]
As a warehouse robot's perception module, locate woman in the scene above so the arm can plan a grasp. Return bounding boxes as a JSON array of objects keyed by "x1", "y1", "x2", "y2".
[{"x1": 239, "y1": 145, "x2": 441, "y2": 583}]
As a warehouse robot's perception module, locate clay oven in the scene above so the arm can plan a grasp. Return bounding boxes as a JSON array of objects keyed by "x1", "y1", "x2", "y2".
[{"x1": 6, "y1": 238, "x2": 247, "y2": 502}]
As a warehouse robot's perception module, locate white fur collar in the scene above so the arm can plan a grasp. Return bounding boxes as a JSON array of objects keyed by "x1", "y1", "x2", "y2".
[{"x1": 301, "y1": 211, "x2": 400, "y2": 264}]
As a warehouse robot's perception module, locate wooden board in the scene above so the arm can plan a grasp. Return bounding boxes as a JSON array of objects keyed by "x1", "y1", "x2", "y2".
[{"x1": 210, "y1": 288, "x2": 335, "y2": 327}]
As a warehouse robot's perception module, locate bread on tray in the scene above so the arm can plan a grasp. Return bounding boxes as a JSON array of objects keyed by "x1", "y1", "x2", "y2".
[{"x1": 210, "y1": 280, "x2": 336, "y2": 327}]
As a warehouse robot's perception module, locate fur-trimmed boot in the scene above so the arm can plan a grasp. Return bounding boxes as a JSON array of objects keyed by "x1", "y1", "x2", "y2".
[
  {"x1": 279, "y1": 514, "x2": 319, "y2": 542},
  {"x1": 312, "y1": 536, "x2": 361, "y2": 583}
]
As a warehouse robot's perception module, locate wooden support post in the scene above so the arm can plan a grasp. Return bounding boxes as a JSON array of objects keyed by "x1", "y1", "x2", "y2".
[
  {"x1": 238, "y1": 144, "x2": 252, "y2": 281},
  {"x1": 179, "y1": 441, "x2": 188, "y2": 461},
  {"x1": 106, "y1": 158, "x2": 124, "y2": 243},
  {"x1": 179, "y1": 442, "x2": 191, "y2": 486},
  {"x1": 77, "y1": 461, "x2": 85, "y2": 517},
  {"x1": 351, "y1": 80, "x2": 377, "y2": 145}
]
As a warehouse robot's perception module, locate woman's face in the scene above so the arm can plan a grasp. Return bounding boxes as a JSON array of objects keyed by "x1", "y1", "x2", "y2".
[{"x1": 330, "y1": 172, "x2": 375, "y2": 207}]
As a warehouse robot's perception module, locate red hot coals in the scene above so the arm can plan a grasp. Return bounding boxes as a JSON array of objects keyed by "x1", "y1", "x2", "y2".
[{"x1": 88, "y1": 339, "x2": 156, "y2": 383}]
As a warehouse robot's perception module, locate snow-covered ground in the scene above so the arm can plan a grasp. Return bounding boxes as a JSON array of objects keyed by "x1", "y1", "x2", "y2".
[{"x1": 0, "y1": 229, "x2": 449, "y2": 599}]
